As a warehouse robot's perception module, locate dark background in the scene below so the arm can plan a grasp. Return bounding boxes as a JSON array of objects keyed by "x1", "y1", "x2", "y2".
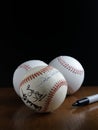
[{"x1": 0, "y1": 1, "x2": 98, "y2": 87}]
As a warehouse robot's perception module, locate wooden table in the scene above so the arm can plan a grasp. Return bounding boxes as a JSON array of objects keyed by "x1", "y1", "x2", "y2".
[{"x1": 1, "y1": 86, "x2": 98, "y2": 130}]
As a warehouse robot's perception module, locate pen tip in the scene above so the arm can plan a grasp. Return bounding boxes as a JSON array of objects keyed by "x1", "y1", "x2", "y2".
[{"x1": 72, "y1": 102, "x2": 78, "y2": 106}]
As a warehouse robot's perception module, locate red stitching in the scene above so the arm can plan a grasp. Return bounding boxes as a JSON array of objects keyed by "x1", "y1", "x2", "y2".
[
  {"x1": 19, "y1": 64, "x2": 31, "y2": 70},
  {"x1": 57, "y1": 56, "x2": 84, "y2": 75},
  {"x1": 20, "y1": 66, "x2": 53, "y2": 87},
  {"x1": 42, "y1": 80, "x2": 67, "y2": 112}
]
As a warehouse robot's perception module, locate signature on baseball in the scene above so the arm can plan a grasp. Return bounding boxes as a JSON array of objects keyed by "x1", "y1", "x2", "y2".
[
  {"x1": 38, "y1": 69, "x2": 59, "y2": 87},
  {"x1": 21, "y1": 89, "x2": 42, "y2": 111},
  {"x1": 26, "y1": 84, "x2": 47, "y2": 102},
  {"x1": 20, "y1": 85, "x2": 47, "y2": 111}
]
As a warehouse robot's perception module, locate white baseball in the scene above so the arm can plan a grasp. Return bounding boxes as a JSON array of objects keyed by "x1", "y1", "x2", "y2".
[
  {"x1": 13, "y1": 60, "x2": 48, "y2": 96},
  {"x1": 19, "y1": 65, "x2": 68, "y2": 113},
  {"x1": 49, "y1": 56, "x2": 85, "y2": 95}
]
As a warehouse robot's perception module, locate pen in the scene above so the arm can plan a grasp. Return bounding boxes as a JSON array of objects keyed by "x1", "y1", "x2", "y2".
[{"x1": 72, "y1": 94, "x2": 98, "y2": 106}]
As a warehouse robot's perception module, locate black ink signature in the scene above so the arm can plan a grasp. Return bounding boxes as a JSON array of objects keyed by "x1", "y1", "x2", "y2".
[
  {"x1": 21, "y1": 89, "x2": 42, "y2": 111},
  {"x1": 26, "y1": 85, "x2": 47, "y2": 102},
  {"x1": 38, "y1": 70, "x2": 59, "y2": 87}
]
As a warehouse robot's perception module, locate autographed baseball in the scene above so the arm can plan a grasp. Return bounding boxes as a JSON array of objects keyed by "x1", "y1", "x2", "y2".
[
  {"x1": 19, "y1": 65, "x2": 68, "y2": 113},
  {"x1": 13, "y1": 60, "x2": 48, "y2": 96},
  {"x1": 49, "y1": 56, "x2": 85, "y2": 95}
]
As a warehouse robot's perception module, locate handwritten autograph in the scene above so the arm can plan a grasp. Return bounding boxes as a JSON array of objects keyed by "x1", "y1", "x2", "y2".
[
  {"x1": 20, "y1": 70, "x2": 58, "y2": 111},
  {"x1": 21, "y1": 89, "x2": 42, "y2": 111},
  {"x1": 20, "y1": 85, "x2": 47, "y2": 112},
  {"x1": 26, "y1": 85, "x2": 47, "y2": 102},
  {"x1": 38, "y1": 69, "x2": 59, "y2": 87}
]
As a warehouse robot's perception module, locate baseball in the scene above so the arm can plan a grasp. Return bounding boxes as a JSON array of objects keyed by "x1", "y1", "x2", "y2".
[
  {"x1": 49, "y1": 56, "x2": 85, "y2": 95},
  {"x1": 19, "y1": 65, "x2": 68, "y2": 113},
  {"x1": 13, "y1": 60, "x2": 48, "y2": 96}
]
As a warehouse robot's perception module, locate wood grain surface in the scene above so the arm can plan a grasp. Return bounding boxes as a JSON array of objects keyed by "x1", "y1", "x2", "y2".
[{"x1": 0, "y1": 86, "x2": 98, "y2": 130}]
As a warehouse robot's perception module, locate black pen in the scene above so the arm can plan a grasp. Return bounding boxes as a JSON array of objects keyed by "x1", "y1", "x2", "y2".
[{"x1": 72, "y1": 94, "x2": 98, "y2": 106}]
